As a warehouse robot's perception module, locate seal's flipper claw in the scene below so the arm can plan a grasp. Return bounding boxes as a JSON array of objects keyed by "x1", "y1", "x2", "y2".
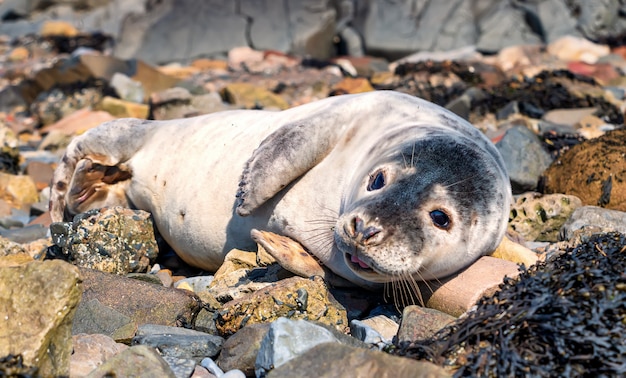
[{"x1": 251, "y1": 229, "x2": 353, "y2": 287}]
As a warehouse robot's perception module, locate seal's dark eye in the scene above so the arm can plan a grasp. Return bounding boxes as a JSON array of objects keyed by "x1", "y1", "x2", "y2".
[
  {"x1": 430, "y1": 210, "x2": 450, "y2": 229},
  {"x1": 367, "y1": 170, "x2": 385, "y2": 191}
]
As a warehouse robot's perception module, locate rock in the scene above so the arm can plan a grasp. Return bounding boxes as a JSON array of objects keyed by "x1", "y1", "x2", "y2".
[
  {"x1": 0, "y1": 224, "x2": 49, "y2": 244},
  {"x1": 0, "y1": 172, "x2": 38, "y2": 209},
  {"x1": 541, "y1": 128, "x2": 626, "y2": 211},
  {"x1": 73, "y1": 267, "x2": 202, "y2": 336},
  {"x1": 8, "y1": 46, "x2": 29, "y2": 62},
  {"x1": 110, "y1": 72, "x2": 144, "y2": 103},
  {"x1": 542, "y1": 107, "x2": 598, "y2": 128},
  {"x1": 508, "y1": 192, "x2": 583, "y2": 242},
  {"x1": 476, "y1": 3, "x2": 542, "y2": 54},
  {"x1": 114, "y1": 0, "x2": 248, "y2": 65},
  {"x1": 418, "y1": 256, "x2": 521, "y2": 317},
  {"x1": 193, "y1": 308, "x2": 219, "y2": 336},
  {"x1": 255, "y1": 318, "x2": 345, "y2": 377},
  {"x1": 72, "y1": 298, "x2": 138, "y2": 342},
  {"x1": 77, "y1": 54, "x2": 180, "y2": 99},
  {"x1": 132, "y1": 325, "x2": 224, "y2": 361},
  {"x1": 0, "y1": 235, "x2": 32, "y2": 257},
  {"x1": 40, "y1": 20, "x2": 79, "y2": 37},
  {"x1": 241, "y1": 1, "x2": 336, "y2": 59},
  {"x1": 495, "y1": 125, "x2": 553, "y2": 193},
  {"x1": 208, "y1": 248, "x2": 291, "y2": 302},
  {"x1": 266, "y1": 342, "x2": 449, "y2": 378},
  {"x1": 0, "y1": 260, "x2": 82, "y2": 377},
  {"x1": 576, "y1": 114, "x2": 615, "y2": 139},
  {"x1": 536, "y1": 0, "x2": 580, "y2": 43},
  {"x1": 397, "y1": 306, "x2": 456, "y2": 343},
  {"x1": 216, "y1": 323, "x2": 269, "y2": 377},
  {"x1": 97, "y1": 96, "x2": 149, "y2": 119},
  {"x1": 191, "y1": 58, "x2": 229, "y2": 71},
  {"x1": 359, "y1": 0, "x2": 476, "y2": 59},
  {"x1": 560, "y1": 205, "x2": 626, "y2": 241},
  {"x1": 70, "y1": 333, "x2": 129, "y2": 377},
  {"x1": 220, "y1": 83, "x2": 289, "y2": 110},
  {"x1": 50, "y1": 207, "x2": 159, "y2": 275},
  {"x1": 40, "y1": 108, "x2": 116, "y2": 136},
  {"x1": 161, "y1": 356, "x2": 197, "y2": 378},
  {"x1": 547, "y1": 35, "x2": 611, "y2": 64},
  {"x1": 176, "y1": 275, "x2": 215, "y2": 293},
  {"x1": 84, "y1": 344, "x2": 176, "y2": 378},
  {"x1": 577, "y1": 1, "x2": 626, "y2": 43},
  {"x1": 149, "y1": 87, "x2": 227, "y2": 120},
  {"x1": 330, "y1": 77, "x2": 375, "y2": 95},
  {"x1": 351, "y1": 315, "x2": 399, "y2": 345},
  {"x1": 0, "y1": 252, "x2": 34, "y2": 267},
  {"x1": 215, "y1": 276, "x2": 347, "y2": 336},
  {"x1": 25, "y1": 160, "x2": 54, "y2": 191},
  {"x1": 30, "y1": 85, "x2": 107, "y2": 126}
]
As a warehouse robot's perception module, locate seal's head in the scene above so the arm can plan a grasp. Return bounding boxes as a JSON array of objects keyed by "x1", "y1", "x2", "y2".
[{"x1": 334, "y1": 127, "x2": 511, "y2": 284}]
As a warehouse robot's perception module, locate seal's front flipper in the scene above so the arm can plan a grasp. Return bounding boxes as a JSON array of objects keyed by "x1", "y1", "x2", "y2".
[
  {"x1": 236, "y1": 120, "x2": 344, "y2": 216},
  {"x1": 251, "y1": 229, "x2": 353, "y2": 287}
]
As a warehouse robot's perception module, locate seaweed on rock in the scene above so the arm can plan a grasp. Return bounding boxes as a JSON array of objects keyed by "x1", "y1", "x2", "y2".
[{"x1": 396, "y1": 232, "x2": 626, "y2": 377}]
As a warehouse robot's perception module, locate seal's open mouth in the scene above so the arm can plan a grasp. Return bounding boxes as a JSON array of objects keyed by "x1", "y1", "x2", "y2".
[{"x1": 346, "y1": 253, "x2": 376, "y2": 273}]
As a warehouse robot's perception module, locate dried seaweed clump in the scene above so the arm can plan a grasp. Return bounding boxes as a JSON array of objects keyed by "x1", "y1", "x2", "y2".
[{"x1": 396, "y1": 232, "x2": 626, "y2": 377}]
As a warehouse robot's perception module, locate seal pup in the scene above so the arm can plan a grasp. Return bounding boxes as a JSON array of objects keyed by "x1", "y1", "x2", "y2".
[{"x1": 50, "y1": 91, "x2": 512, "y2": 289}]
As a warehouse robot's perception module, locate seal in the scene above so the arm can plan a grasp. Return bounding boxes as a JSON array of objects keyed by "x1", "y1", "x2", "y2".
[{"x1": 50, "y1": 91, "x2": 511, "y2": 289}]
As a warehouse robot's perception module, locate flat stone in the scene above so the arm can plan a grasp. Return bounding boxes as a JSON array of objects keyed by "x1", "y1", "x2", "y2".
[
  {"x1": 358, "y1": 315, "x2": 399, "y2": 343},
  {"x1": 266, "y1": 342, "x2": 449, "y2": 378},
  {"x1": 75, "y1": 267, "x2": 202, "y2": 333},
  {"x1": 40, "y1": 107, "x2": 116, "y2": 136},
  {"x1": 419, "y1": 256, "x2": 521, "y2": 317},
  {"x1": 331, "y1": 77, "x2": 375, "y2": 94},
  {"x1": 98, "y1": 96, "x2": 149, "y2": 119},
  {"x1": 40, "y1": 20, "x2": 79, "y2": 37},
  {"x1": 85, "y1": 345, "x2": 176, "y2": 378},
  {"x1": 397, "y1": 305, "x2": 456, "y2": 343},
  {"x1": 0, "y1": 260, "x2": 82, "y2": 377},
  {"x1": 216, "y1": 323, "x2": 269, "y2": 377},
  {"x1": 561, "y1": 206, "x2": 626, "y2": 241},
  {"x1": 70, "y1": 333, "x2": 129, "y2": 377},
  {"x1": 221, "y1": 83, "x2": 289, "y2": 110},
  {"x1": 132, "y1": 327, "x2": 224, "y2": 361}
]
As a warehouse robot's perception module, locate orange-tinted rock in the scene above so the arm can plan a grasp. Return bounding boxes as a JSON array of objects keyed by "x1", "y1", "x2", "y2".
[{"x1": 331, "y1": 77, "x2": 375, "y2": 94}]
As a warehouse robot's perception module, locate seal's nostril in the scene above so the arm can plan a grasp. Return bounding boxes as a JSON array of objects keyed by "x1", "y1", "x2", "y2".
[{"x1": 351, "y1": 215, "x2": 382, "y2": 244}]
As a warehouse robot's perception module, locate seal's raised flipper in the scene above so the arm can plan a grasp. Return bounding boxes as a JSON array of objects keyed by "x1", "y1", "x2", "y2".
[
  {"x1": 236, "y1": 119, "x2": 346, "y2": 216},
  {"x1": 251, "y1": 229, "x2": 353, "y2": 287},
  {"x1": 49, "y1": 118, "x2": 155, "y2": 222}
]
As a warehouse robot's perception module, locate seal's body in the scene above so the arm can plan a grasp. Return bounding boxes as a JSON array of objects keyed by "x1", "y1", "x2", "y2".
[{"x1": 50, "y1": 91, "x2": 511, "y2": 288}]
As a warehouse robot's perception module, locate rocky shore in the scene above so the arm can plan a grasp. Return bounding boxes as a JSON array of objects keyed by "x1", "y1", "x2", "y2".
[{"x1": 0, "y1": 1, "x2": 625, "y2": 377}]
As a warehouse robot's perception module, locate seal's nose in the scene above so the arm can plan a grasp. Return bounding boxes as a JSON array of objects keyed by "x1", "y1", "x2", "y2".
[{"x1": 351, "y1": 216, "x2": 382, "y2": 245}]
